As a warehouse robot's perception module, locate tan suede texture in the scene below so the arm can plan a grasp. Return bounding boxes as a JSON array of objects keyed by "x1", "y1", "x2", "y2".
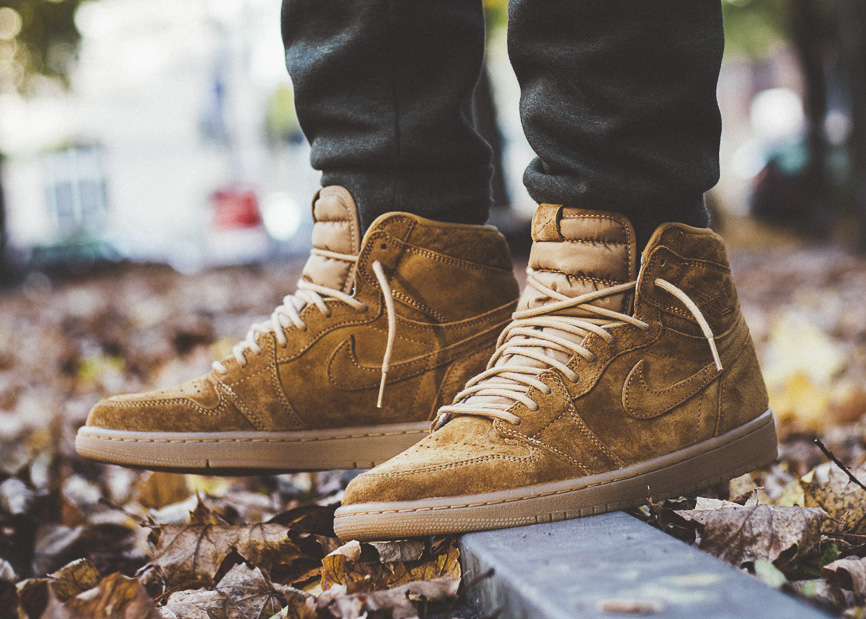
[
  {"x1": 85, "y1": 188, "x2": 519, "y2": 434},
  {"x1": 342, "y1": 212, "x2": 770, "y2": 505}
]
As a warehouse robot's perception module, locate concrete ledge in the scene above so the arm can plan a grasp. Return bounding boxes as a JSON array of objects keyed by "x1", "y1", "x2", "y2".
[{"x1": 459, "y1": 511, "x2": 829, "y2": 619}]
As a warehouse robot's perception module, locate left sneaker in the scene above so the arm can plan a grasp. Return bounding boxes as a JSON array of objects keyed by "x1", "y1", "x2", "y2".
[{"x1": 334, "y1": 204, "x2": 778, "y2": 541}]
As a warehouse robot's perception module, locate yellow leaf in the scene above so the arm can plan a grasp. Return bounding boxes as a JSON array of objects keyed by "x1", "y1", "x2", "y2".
[{"x1": 137, "y1": 472, "x2": 190, "y2": 510}]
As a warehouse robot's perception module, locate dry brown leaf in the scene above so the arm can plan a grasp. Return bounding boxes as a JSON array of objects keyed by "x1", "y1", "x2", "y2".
[
  {"x1": 675, "y1": 503, "x2": 826, "y2": 566},
  {"x1": 367, "y1": 541, "x2": 424, "y2": 564},
  {"x1": 47, "y1": 558, "x2": 101, "y2": 601},
  {"x1": 145, "y1": 523, "x2": 304, "y2": 588},
  {"x1": 162, "y1": 564, "x2": 284, "y2": 619},
  {"x1": 804, "y1": 463, "x2": 866, "y2": 535},
  {"x1": 824, "y1": 557, "x2": 866, "y2": 600},
  {"x1": 138, "y1": 473, "x2": 191, "y2": 510},
  {"x1": 320, "y1": 541, "x2": 379, "y2": 593},
  {"x1": 158, "y1": 589, "x2": 224, "y2": 618},
  {"x1": 64, "y1": 572, "x2": 161, "y2": 618},
  {"x1": 215, "y1": 564, "x2": 284, "y2": 618},
  {"x1": 320, "y1": 538, "x2": 461, "y2": 593},
  {"x1": 187, "y1": 496, "x2": 232, "y2": 526},
  {"x1": 317, "y1": 577, "x2": 459, "y2": 619},
  {"x1": 387, "y1": 544, "x2": 460, "y2": 587}
]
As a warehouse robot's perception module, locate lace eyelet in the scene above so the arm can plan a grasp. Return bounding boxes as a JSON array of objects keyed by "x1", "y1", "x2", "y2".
[{"x1": 380, "y1": 242, "x2": 388, "y2": 250}]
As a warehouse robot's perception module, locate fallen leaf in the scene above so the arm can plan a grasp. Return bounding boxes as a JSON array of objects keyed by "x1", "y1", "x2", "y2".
[
  {"x1": 138, "y1": 473, "x2": 191, "y2": 511},
  {"x1": 675, "y1": 503, "x2": 826, "y2": 566},
  {"x1": 367, "y1": 541, "x2": 425, "y2": 564},
  {"x1": 320, "y1": 537, "x2": 462, "y2": 594},
  {"x1": 317, "y1": 577, "x2": 459, "y2": 619},
  {"x1": 47, "y1": 558, "x2": 101, "y2": 601},
  {"x1": 162, "y1": 564, "x2": 284, "y2": 619},
  {"x1": 64, "y1": 573, "x2": 161, "y2": 618},
  {"x1": 215, "y1": 564, "x2": 285, "y2": 618},
  {"x1": 824, "y1": 557, "x2": 866, "y2": 600},
  {"x1": 145, "y1": 523, "x2": 305, "y2": 589},
  {"x1": 386, "y1": 543, "x2": 460, "y2": 587},
  {"x1": 804, "y1": 463, "x2": 866, "y2": 535},
  {"x1": 160, "y1": 589, "x2": 229, "y2": 618}
]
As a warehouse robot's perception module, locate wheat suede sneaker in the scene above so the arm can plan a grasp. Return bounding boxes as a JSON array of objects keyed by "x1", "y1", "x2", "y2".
[
  {"x1": 334, "y1": 204, "x2": 778, "y2": 540},
  {"x1": 76, "y1": 186, "x2": 519, "y2": 473}
]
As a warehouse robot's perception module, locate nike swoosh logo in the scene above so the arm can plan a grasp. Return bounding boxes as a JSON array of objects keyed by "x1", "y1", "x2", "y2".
[
  {"x1": 328, "y1": 323, "x2": 505, "y2": 391},
  {"x1": 623, "y1": 315, "x2": 755, "y2": 419},
  {"x1": 622, "y1": 359, "x2": 722, "y2": 419}
]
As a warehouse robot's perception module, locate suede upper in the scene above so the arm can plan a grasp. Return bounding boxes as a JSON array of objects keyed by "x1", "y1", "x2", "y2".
[
  {"x1": 85, "y1": 188, "x2": 520, "y2": 434},
  {"x1": 342, "y1": 205, "x2": 770, "y2": 505}
]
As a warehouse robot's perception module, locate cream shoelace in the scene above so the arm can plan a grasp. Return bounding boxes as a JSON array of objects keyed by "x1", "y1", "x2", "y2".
[
  {"x1": 435, "y1": 268, "x2": 722, "y2": 428},
  {"x1": 212, "y1": 248, "x2": 398, "y2": 408}
]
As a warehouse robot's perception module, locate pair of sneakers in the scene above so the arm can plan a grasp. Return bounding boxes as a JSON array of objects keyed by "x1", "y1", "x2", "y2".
[{"x1": 76, "y1": 187, "x2": 777, "y2": 541}]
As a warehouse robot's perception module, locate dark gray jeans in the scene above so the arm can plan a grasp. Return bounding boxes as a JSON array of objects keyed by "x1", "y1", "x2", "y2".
[{"x1": 282, "y1": 0, "x2": 722, "y2": 246}]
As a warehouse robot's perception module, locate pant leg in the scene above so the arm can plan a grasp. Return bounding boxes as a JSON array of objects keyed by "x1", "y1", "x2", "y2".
[
  {"x1": 508, "y1": 0, "x2": 724, "y2": 247},
  {"x1": 282, "y1": 0, "x2": 492, "y2": 231}
]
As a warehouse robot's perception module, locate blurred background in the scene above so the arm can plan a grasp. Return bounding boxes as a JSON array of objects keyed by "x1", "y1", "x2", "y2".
[
  {"x1": 1, "y1": 0, "x2": 865, "y2": 274},
  {"x1": 1, "y1": 0, "x2": 866, "y2": 453}
]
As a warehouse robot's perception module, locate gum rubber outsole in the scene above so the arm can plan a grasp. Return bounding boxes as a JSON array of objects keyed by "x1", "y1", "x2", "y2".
[
  {"x1": 74, "y1": 421, "x2": 430, "y2": 474},
  {"x1": 333, "y1": 410, "x2": 778, "y2": 541}
]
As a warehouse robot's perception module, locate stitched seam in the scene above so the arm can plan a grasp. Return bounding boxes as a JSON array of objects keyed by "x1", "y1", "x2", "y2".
[
  {"x1": 85, "y1": 427, "x2": 429, "y2": 444},
  {"x1": 531, "y1": 269, "x2": 627, "y2": 287},
  {"x1": 362, "y1": 448, "x2": 539, "y2": 478},
  {"x1": 694, "y1": 390, "x2": 704, "y2": 444},
  {"x1": 328, "y1": 332, "x2": 499, "y2": 390},
  {"x1": 391, "y1": 289, "x2": 446, "y2": 323},
  {"x1": 269, "y1": 353, "x2": 305, "y2": 430},
  {"x1": 624, "y1": 364, "x2": 712, "y2": 418},
  {"x1": 366, "y1": 323, "x2": 431, "y2": 347},
  {"x1": 716, "y1": 373, "x2": 725, "y2": 436},
  {"x1": 216, "y1": 381, "x2": 264, "y2": 430},
  {"x1": 499, "y1": 421, "x2": 589, "y2": 475},
  {"x1": 565, "y1": 395, "x2": 624, "y2": 468},
  {"x1": 103, "y1": 399, "x2": 226, "y2": 417}
]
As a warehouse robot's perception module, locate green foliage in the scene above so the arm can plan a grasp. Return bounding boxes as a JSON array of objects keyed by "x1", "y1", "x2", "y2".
[
  {"x1": 721, "y1": 0, "x2": 835, "y2": 59},
  {"x1": 0, "y1": 0, "x2": 90, "y2": 93},
  {"x1": 721, "y1": 0, "x2": 789, "y2": 59}
]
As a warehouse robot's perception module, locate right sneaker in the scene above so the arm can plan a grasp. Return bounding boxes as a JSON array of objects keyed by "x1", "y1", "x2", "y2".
[{"x1": 75, "y1": 186, "x2": 520, "y2": 473}]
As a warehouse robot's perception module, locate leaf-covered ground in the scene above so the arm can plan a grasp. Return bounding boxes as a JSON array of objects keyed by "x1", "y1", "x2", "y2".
[{"x1": 1, "y1": 242, "x2": 866, "y2": 617}]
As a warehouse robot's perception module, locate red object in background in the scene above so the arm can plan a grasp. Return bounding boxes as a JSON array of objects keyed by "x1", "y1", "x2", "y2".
[{"x1": 210, "y1": 186, "x2": 263, "y2": 229}]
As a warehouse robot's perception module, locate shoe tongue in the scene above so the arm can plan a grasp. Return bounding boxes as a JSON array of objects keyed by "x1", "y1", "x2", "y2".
[
  {"x1": 301, "y1": 186, "x2": 361, "y2": 294},
  {"x1": 519, "y1": 204, "x2": 637, "y2": 315},
  {"x1": 462, "y1": 205, "x2": 637, "y2": 413}
]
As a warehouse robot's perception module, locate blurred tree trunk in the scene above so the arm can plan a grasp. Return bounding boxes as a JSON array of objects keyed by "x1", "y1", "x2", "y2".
[
  {"x1": 790, "y1": 0, "x2": 833, "y2": 238},
  {"x1": 835, "y1": 0, "x2": 866, "y2": 249}
]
